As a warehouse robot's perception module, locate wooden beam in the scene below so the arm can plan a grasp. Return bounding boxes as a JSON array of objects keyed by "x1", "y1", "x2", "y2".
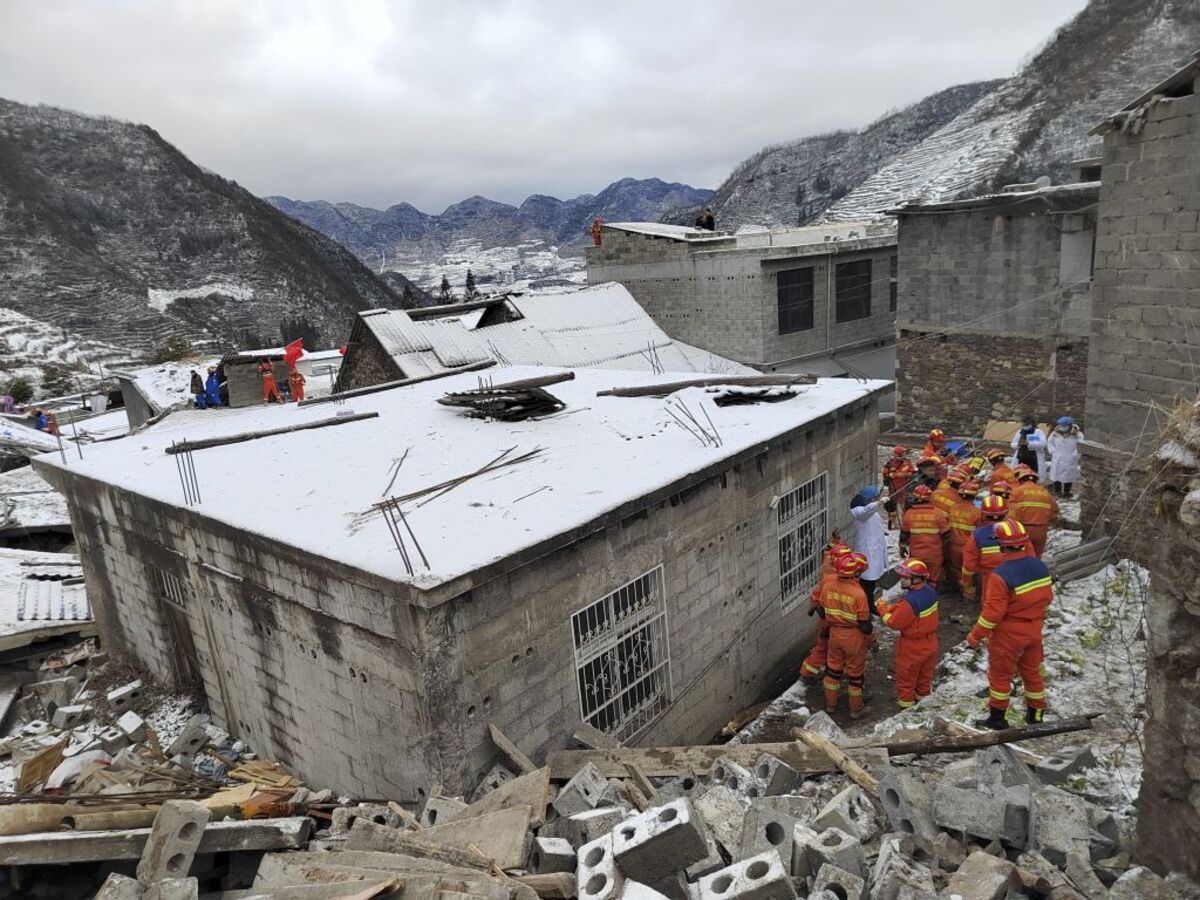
[
  {"x1": 484, "y1": 372, "x2": 575, "y2": 392},
  {"x1": 487, "y1": 723, "x2": 537, "y2": 774},
  {"x1": 546, "y1": 742, "x2": 888, "y2": 781},
  {"x1": 571, "y1": 724, "x2": 621, "y2": 751},
  {"x1": 596, "y1": 375, "x2": 817, "y2": 398},
  {"x1": 164, "y1": 412, "x2": 378, "y2": 454},
  {"x1": 791, "y1": 731, "x2": 878, "y2": 798},
  {"x1": 300, "y1": 360, "x2": 496, "y2": 407},
  {"x1": 407, "y1": 297, "x2": 511, "y2": 320},
  {"x1": 624, "y1": 763, "x2": 657, "y2": 805}
]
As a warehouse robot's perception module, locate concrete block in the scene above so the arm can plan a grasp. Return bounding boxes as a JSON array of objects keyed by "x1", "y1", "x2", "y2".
[
  {"x1": 696, "y1": 851, "x2": 796, "y2": 900},
  {"x1": 1109, "y1": 866, "x2": 1182, "y2": 899},
  {"x1": 647, "y1": 872, "x2": 688, "y2": 900},
  {"x1": 51, "y1": 703, "x2": 91, "y2": 729},
  {"x1": 420, "y1": 795, "x2": 468, "y2": 827},
  {"x1": 554, "y1": 762, "x2": 609, "y2": 817},
  {"x1": 529, "y1": 835, "x2": 575, "y2": 874},
  {"x1": 738, "y1": 803, "x2": 792, "y2": 868},
  {"x1": 1087, "y1": 805, "x2": 1121, "y2": 862},
  {"x1": 878, "y1": 773, "x2": 937, "y2": 841},
  {"x1": 932, "y1": 831, "x2": 967, "y2": 871},
  {"x1": 1065, "y1": 852, "x2": 1110, "y2": 900},
  {"x1": 1034, "y1": 746, "x2": 1098, "y2": 783},
  {"x1": 620, "y1": 883, "x2": 670, "y2": 900},
  {"x1": 812, "y1": 785, "x2": 877, "y2": 842},
  {"x1": 805, "y1": 827, "x2": 863, "y2": 879},
  {"x1": 601, "y1": 779, "x2": 633, "y2": 811},
  {"x1": 561, "y1": 806, "x2": 627, "y2": 849},
  {"x1": 165, "y1": 714, "x2": 209, "y2": 758},
  {"x1": 97, "y1": 726, "x2": 130, "y2": 755},
  {"x1": 95, "y1": 872, "x2": 142, "y2": 900},
  {"x1": 135, "y1": 799, "x2": 210, "y2": 885},
  {"x1": 789, "y1": 824, "x2": 819, "y2": 878},
  {"x1": 144, "y1": 878, "x2": 198, "y2": 900},
  {"x1": 871, "y1": 835, "x2": 936, "y2": 900},
  {"x1": 1029, "y1": 787, "x2": 1091, "y2": 866},
  {"x1": 656, "y1": 773, "x2": 706, "y2": 804},
  {"x1": 943, "y1": 850, "x2": 1017, "y2": 900},
  {"x1": 694, "y1": 785, "x2": 748, "y2": 856},
  {"x1": 686, "y1": 825, "x2": 726, "y2": 883},
  {"x1": 710, "y1": 757, "x2": 765, "y2": 799},
  {"x1": 974, "y1": 745, "x2": 1041, "y2": 791},
  {"x1": 470, "y1": 763, "x2": 517, "y2": 804},
  {"x1": 117, "y1": 710, "x2": 147, "y2": 742},
  {"x1": 931, "y1": 783, "x2": 1028, "y2": 846},
  {"x1": 577, "y1": 833, "x2": 625, "y2": 900},
  {"x1": 799, "y1": 711, "x2": 844, "y2": 742},
  {"x1": 613, "y1": 798, "x2": 709, "y2": 885},
  {"x1": 20, "y1": 719, "x2": 51, "y2": 737},
  {"x1": 330, "y1": 803, "x2": 404, "y2": 835},
  {"x1": 751, "y1": 755, "x2": 799, "y2": 796},
  {"x1": 106, "y1": 680, "x2": 144, "y2": 712},
  {"x1": 812, "y1": 863, "x2": 865, "y2": 900},
  {"x1": 30, "y1": 676, "x2": 80, "y2": 715}
]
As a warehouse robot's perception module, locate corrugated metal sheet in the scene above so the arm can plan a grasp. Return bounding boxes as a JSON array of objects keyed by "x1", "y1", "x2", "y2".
[
  {"x1": 365, "y1": 311, "x2": 492, "y2": 375},
  {"x1": 17, "y1": 577, "x2": 90, "y2": 622}
]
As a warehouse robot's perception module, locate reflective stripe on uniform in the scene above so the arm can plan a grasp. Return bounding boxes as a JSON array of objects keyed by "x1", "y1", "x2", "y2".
[
  {"x1": 989, "y1": 688, "x2": 1010, "y2": 701},
  {"x1": 897, "y1": 698, "x2": 915, "y2": 708},
  {"x1": 976, "y1": 616, "x2": 996, "y2": 630},
  {"x1": 982, "y1": 546, "x2": 1001, "y2": 555},
  {"x1": 826, "y1": 608, "x2": 857, "y2": 622},
  {"x1": 803, "y1": 662, "x2": 821, "y2": 675},
  {"x1": 1023, "y1": 688, "x2": 1046, "y2": 700},
  {"x1": 950, "y1": 522, "x2": 976, "y2": 531},
  {"x1": 1018, "y1": 501, "x2": 1053, "y2": 510},
  {"x1": 919, "y1": 603, "x2": 938, "y2": 618},
  {"x1": 1014, "y1": 576, "x2": 1053, "y2": 595},
  {"x1": 908, "y1": 527, "x2": 941, "y2": 534}
]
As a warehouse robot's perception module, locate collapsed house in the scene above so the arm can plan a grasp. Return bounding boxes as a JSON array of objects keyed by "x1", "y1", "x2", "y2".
[
  {"x1": 888, "y1": 171, "x2": 1099, "y2": 434},
  {"x1": 34, "y1": 366, "x2": 890, "y2": 799},
  {"x1": 223, "y1": 347, "x2": 345, "y2": 407},
  {"x1": 584, "y1": 222, "x2": 898, "y2": 387},
  {"x1": 334, "y1": 283, "x2": 753, "y2": 394}
]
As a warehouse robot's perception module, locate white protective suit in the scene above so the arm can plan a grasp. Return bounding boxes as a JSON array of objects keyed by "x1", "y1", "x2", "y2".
[
  {"x1": 1048, "y1": 428, "x2": 1084, "y2": 484},
  {"x1": 1011, "y1": 427, "x2": 1049, "y2": 477},
  {"x1": 850, "y1": 499, "x2": 889, "y2": 581}
]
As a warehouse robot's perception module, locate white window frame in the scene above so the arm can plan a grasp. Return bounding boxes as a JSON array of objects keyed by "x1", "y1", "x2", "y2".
[
  {"x1": 571, "y1": 566, "x2": 672, "y2": 743},
  {"x1": 777, "y1": 472, "x2": 829, "y2": 613}
]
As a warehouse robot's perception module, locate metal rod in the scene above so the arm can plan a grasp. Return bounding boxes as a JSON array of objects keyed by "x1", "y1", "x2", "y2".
[
  {"x1": 395, "y1": 506, "x2": 430, "y2": 570},
  {"x1": 68, "y1": 410, "x2": 82, "y2": 459},
  {"x1": 701, "y1": 403, "x2": 723, "y2": 447},
  {"x1": 665, "y1": 407, "x2": 705, "y2": 445}
]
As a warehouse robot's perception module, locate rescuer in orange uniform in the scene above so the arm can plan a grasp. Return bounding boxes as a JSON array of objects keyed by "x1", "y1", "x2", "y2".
[
  {"x1": 899, "y1": 485, "x2": 950, "y2": 587},
  {"x1": 947, "y1": 478, "x2": 983, "y2": 589},
  {"x1": 966, "y1": 519, "x2": 1054, "y2": 729},
  {"x1": 288, "y1": 368, "x2": 306, "y2": 403},
  {"x1": 987, "y1": 448, "x2": 1016, "y2": 492},
  {"x1": 932, "y1": 468, "x2": 967, "y2": 518},
  {"x1": 799, "y1": 541, "x2": 853, "y2": 684},
  {"x1": 258, "y1": 360, "x2": 283, "y2": 404},
  {"x1": 960, "y1": 495, "x2": 1024, "y2": 599},
  {"x1": 818, "y1": 552, "x2": 872, "y2": 718},
  {"x1": 924, "y1": 428, "x2": 947, "y2": 460},
  {"x1": 882, "y1": 447, "x2": 916, "y2": 528},
  {"x1": 1011, "y1": 465, "x2": 1059, "y2": 557},
  {"x1": 876, "y1": 559, "x2": 939, "y2": 708}
]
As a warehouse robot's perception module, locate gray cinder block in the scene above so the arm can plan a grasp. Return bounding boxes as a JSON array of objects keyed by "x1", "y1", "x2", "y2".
[
  {"x1": 812, "y1": 863, "x2": 865, "y2": 900},
  {"x1": 576, "y1": 833, "x2": 625, "y2": 900},
  {"x1": 136, "y1": 800, "x2": 210, "y2": 885},
  {"x1": 612, "y1": 798, "x2": 709, "y2": 885},
  {"x1": 529, "y1": 835, "x2": 575, "y2": 874},
  {"x1": 695, "y1": 851, "x2": 797, "y2": 900},
  {"x1": 554, "y1": 762, "x2": 609, "y2": 817}
]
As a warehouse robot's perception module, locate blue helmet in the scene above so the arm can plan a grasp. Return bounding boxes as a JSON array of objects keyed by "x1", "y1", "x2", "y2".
[
  {"x1": 860, "y1": 485, "x2": 880, "y2": 501},
  {"x1": 1056, "y1": 416, "x2": 1073, "y2": 427}
]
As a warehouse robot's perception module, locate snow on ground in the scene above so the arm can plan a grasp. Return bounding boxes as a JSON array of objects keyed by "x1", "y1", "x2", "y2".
[
  {"x1": 392, "y1": 239, "x2": 586, "y2": 297},
  {"x1": 147, "y1": 282, "x2": 255, "y2": 313},
  {"x1": 0, "y1": 465, "x2": 70, "y2": 531},
  {"x1": 119, "y1": 358, "x2": 220, "y2": 414}
]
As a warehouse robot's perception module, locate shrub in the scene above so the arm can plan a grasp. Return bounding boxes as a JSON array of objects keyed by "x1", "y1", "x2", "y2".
[
  {"x1": 150, "y1": 335, "x2": 192, "y2": 363},
  {"x1": 4, "y1": 377, "x2": 33, "y2": 404}
]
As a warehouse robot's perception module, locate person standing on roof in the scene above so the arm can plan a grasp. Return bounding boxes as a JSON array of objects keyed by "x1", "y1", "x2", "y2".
[
  {"x1": 190, "y1": 370, "x2": 208, "y2": 409},
  {"x1": 258, "y1": 359, "x2": 283, "y2": 405},
  {"x1": 289, "y1": 368, "x2": 306, "y2": 403},
  {"x1": 1011, "y1": 465, "x2": 1058, "y2": 558},
  {"x1": 695, "y1": 207, "x2": 715, "y2": 231},
  {"x1": 1012, "y1": 416, "x2": 1048, "y2": 475},
  {"x1": 590, "y1": 216, "x2": 603, "y2": 247},
  {"x1": 818, "y1": 552, "x2": 872, "y2": 719},
  {"x1": 204, "y1": 367, "x2": 222, "y2": 408},
  {"x1": 849, "y1": 485, "x2": 889, "y2": 609},
  {"x1": 1047, "y1": 416, "x2": 1083, "y2": 498},
  {"x1": 899, "y1": 485, "x2": 950, "y2": 587},
  {"x1": 967, "y1": 519, "x2": 1053, "y2": 730},
  {"x1": 877, "y1": 559, "x2": 939, "y2": 709},
  {"x1": 881, "y1": 446, "x2": 916, "y2": 529}
]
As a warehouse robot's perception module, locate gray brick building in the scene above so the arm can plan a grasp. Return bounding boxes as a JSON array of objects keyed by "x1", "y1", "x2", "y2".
[
  {"x1": 585, "y1": 223, "x2": 898, "y2": 388},
  {"x1": 36, "y1": 366, "x2": 888, "y2": 799},
  {"x1": 1079, "y1": 52, "x2": 1200, "y2": 881},
  {"x1": 889, "y1": 175, "x2": 1099, "y2": 436}
]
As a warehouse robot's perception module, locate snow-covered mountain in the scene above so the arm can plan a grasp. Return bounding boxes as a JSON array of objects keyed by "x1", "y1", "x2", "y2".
[{"x1": 0, "y1": 98, "x2": 425, "y2": 386}]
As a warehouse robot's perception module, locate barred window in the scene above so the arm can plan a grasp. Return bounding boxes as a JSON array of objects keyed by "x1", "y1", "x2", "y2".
[
  {"x1": 572, "y1": 567, "x2": 672, "y2": 742},
  {"x1": 835, "y1": 259, "x2": 872, "y2": 323},
  {"x1": 778, "y1": 472, "x2": 828, "y2": 612},
  {"x1": 889, "y1": 254, "x2": 898, "y2": 312},
  {"x1": 152, "y1": 567, "x2": 189, "y2": 608},
  {"x1": 776, "y1": 267, "x2": 815, "y2": 334}
]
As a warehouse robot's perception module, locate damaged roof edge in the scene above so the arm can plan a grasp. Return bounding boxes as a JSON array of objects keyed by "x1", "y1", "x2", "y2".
[{"x1": 32, "y1": 383, "x2": 891, "y2": 614}]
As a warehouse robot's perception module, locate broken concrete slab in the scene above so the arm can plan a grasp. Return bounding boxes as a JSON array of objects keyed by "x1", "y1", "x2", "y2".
[
  {"x1": 931, "y1": 783, "x2": 1028, "y2": 846},
  {"x1": 1034, "y1": 746, "x2": 1098, "y2": 784},
  {"x1": 573, "y1": 723, "x2": 622, "y2": 751},
  {"x1": 800, "y1": 711, "x2": 845, "y2": 742},
  {"x1": 812, "y1": 785, "x2": 877, "y2": 842},
  {"x1": 136, "y1": 799, "x2": 210, "y2": 885},
  {"x1": 943, "y1": 850, "x2": 1018, "y2": 900},
  {"x1": 695, "y1": 850, "x2": 796, "y2": 900},
  {"x1": 529, "y1": 836, "x2": 575, "y2": 874},
  {"x1": 553, "y1": 762, "x2": 608, "y2": 817},
  {"x1": 452, "y1": 766, "x2": 550, "y2": 826},
  {"x1": 932, "y1": 831, "x2": 967, "y2": 871},
  {"x1": 95, "y1": 872, "x2": 142, "y2": 900},
  {"x1": 812, "y1": 862, "x2": 865, "y2": 900},
  {"x1": 1029, "y1": 787, "x2": 1092, "y2": 866},
  {"x1": 1108, "y1": 866, "x2": 1183, "y2": 899},
  {"x1": 878, "y1": 772, "x2": 937, "y2": 842},
  {"x1": 144, "y1": 877, "x2": 198, "y2": 900},
  {"x1": 471, "y1": 762, "x2": 518, "y2": 803},
  {"x1": 576, "y1": 833, "x2": 625, "y2": 900},
  {"x1": 612, "y1": 798, "x2": 708, "y2": 885},
  {"x1": 974, "y1": 745, "x2": 1042, "y2": 791},
  {"x1": 694, "y1": 785, "x2": 748, "y2": 856},
  {"x1": 1065, "y1": 852, "x2": 1109, "y2": 900},
  {"x1": 412, "y1": 804, "x2": 533, "y2": 869},
  {"x1": 421, "y1": 794, "x2": 469, "y2": 827},
  {"x1": 329, "y1": 804, "x2": 404, "y2": 836},
  {"x1": 871, "y1": 835, "x2": 936, "y2": 899}
]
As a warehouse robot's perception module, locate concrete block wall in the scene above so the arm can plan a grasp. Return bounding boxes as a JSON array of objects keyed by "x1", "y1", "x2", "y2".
[
  {"x1": 225, "y1": 360, "x2": 290, "y2": 408},
  {"x1": 336, "y1": 321, "x2": 400, "y2": 392},
  {"x1": 1085, "y1": 90, "x2": 1200, "y2": 451}
]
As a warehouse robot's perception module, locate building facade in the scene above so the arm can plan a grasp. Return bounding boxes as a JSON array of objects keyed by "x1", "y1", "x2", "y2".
[
  {"x1": 36, "y1": 368, "x2": 888, "y2": 800},
  {"x1": 890, "y1": 178, "x2": 1098, "y2": 435},
  {"x1": 585, "y1": 223, "x2": 898, "y2": 382}
]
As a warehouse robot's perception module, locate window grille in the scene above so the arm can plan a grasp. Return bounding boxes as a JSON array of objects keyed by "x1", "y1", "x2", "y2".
[
  {"x1": 889, "y1": 254, "x2": 899, "y2": 312},
  {"x1": 778, "y1": 472, "x2": 828, "y2": 612},
  {"x1": 571, "y1": 566, "x2": 671, "y2": 742},
  {"x1": 835, "y1": 259, "x2": 872, "y2": 323},
  {"x1": 776, "y1": 267, "x2": 815, "y2": 334},
  {"x1": 152, "y1": 567, "x2": 189, "y2": 608}
]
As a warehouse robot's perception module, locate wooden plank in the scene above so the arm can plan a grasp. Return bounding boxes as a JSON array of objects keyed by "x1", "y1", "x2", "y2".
[
  {"x1": 623, "y1": 764, "x2": 657, "y2": 804},
  {"x1": 446, "y1": 767, "x2": 550, "y2": 827},
  {"x1": 792, "y1": 731, "x2": 878, "y2": 798},
  {"x1": 0, "y1": 816, "x2": 312, "y2": 865},
  {"x1": 546, "y1": 742, "x2": 888, "y2": 781},
  {"x1": 596, "y1": 375, "x2": 816, "y2": 398},
  {"x1": 165, "y1": 412, "x2": 378, "y2": 454},
  {"x1": 348, "y1": 807, "x2": 533, "y2": 870},
  {"x1": 488, "y1": 723, "x2": 537, "y2": 774},
  {"x1": 571, "y1": 723, "x2": 621, "y2": 751}
]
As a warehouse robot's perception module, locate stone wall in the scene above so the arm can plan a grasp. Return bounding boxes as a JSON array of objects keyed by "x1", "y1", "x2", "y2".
[
  {"x1": 37, "y1": 389, "x2": 882, "y2": 800},
  {"x1": 896, "y1": 327, "x2": 1088, "y2": 436},
  {"x1": 225, "y1": 360, "x2": 289, "y2": 407},
  {"x1": 335, "y1": 318, "x2": 401, "y2": 393}
]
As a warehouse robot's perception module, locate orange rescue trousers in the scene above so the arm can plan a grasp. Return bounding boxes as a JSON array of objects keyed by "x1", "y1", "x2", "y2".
[
  {"x1": 801, "y1": 623, "x2": 829, "y2": 681},
  {"x1": 985, "y1": 621, "x2": 1047, "y2": 713},
  {"x1": 1025, "y1": 524, "x2": 1049, "y2": 557},
  {"x1": 262, "y1": 376, "x2": 283, "y2": 404},
  {"x1": 823, "y1": 626, "x2": 867, "y2": 712},
  {"x1": 894, "y1": 635, "x2": 937, "y2": 708}
]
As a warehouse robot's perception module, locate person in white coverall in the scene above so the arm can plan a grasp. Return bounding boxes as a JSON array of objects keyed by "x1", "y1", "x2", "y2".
[
  {"x1": 850, "y1": 485, "x2": 889, "y2": 615},
  {"x1": 1047, "y1": 416, "x2": 1084, "y2": 497},
  {"x1": 1011, "y1": 417, "x2": 1049, "y2": 476}
]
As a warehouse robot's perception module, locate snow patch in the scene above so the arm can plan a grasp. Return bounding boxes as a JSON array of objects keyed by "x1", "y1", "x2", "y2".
[{"x1": 147, "y1": 282, "x2": 255, "y2": 313}]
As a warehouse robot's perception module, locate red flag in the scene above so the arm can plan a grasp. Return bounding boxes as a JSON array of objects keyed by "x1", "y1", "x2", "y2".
[
  {"x1": 283, "y1": 338, "x2": 304, "y2": 370},
  {"x1": 339, "y1": 344, "x2": 347, "y2": 355}
]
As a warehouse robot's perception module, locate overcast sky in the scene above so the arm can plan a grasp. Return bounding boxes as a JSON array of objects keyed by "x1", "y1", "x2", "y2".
[{"x1": 1, "y1": 0, "x2": 1088, "y2": 212}]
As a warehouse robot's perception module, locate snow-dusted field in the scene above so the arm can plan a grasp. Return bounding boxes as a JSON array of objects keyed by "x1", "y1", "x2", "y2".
[{"x1": 390, "y1": 239, "x2": 586, "y2": 298}]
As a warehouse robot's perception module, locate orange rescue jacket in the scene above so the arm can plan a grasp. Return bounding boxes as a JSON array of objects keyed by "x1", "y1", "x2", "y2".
[
  {"x1": 817, "y1": 576, "x2": 869, "y2": 629},
  {"x1": 1011, "y1": 482, "x2": 1059, "y2": 526},
  {"x1": 969, "y1": 555, "x2": 1053, "y2": 644}
]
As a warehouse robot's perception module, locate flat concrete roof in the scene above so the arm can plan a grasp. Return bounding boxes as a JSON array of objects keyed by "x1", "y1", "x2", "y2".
[{"x1": 888, "y1": 181, "x2": 1100, "y2": 215}]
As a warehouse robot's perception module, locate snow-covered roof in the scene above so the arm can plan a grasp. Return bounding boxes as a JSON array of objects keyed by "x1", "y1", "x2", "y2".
[
  {"x1": 113, "y1": 360, "x2": 219, "y2": 415},
  {"x1": 1092, "y1": 49, "x2": 1200, "y2": 134},
  {"x1": 604, "y1": 222, "x2": 715, "y2": 241},
  {"x1": 360, "y1": 309, "x2": 495, "y2": 379},
  {"x1": 0, "y1": 465, "x2": 71, "y2": 533},
  {"x1": 888, "y1": 180, "x2": 1100, "y2": 215},
  {"x1": 0, "y1": 549, "x2": 92, "y2": 650},
  {"x1": 36, "y1": 367, "x2": 890, "y2": 595}
]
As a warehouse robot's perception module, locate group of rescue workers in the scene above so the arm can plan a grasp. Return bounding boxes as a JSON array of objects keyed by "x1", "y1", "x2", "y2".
[{"x1": 801, "y1": 427, "x2": 1062, "y2": 731}]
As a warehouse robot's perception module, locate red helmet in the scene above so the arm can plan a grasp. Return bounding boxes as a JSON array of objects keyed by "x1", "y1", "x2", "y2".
[
  {"x1": 911, "y1": 485, "x2": 932, "y2": 502},
  {"x1": 892, "y1": 446, "x2": 907, "y2": 457},
  {"x1": 917, "y1": 456, "x2": 938, "y2": 468},
  {"x1": 992, "y1": 480, "x2": 1013, "y2": 498},
  {"x1": 1015, "y1": 465, "x2": 1038, "y2": 482},
  {"x1": 896, "y1": 558, "x2": 930, "y2": 580},
  {"x1": 986, "y1": 448, "x2": 1007, "y2": 463},
  {"x1": 851, "y1": 552, "x2": 869, "y2": 574},
  {"x1": 981, "y1": 495, "x2": 1008, "y2": 518},
  {"x1": 929, "y1": 429, "x2": 945, "y2": 443},
  {"x1": 834, "y1": 553, "x2": 861, "y2": 577},
  {"x1": 946, "y1": 470, "x2": 966, "y2": 487},
  {"x1": 959, "y1": 479, "x2": 981, "y2": 498},
  {"x1": 829, "y1": 543, "x2": 853, "y2": 561},
  {"x1": 995, "y1": 519, "x2": 1029, "y2": 548}
]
